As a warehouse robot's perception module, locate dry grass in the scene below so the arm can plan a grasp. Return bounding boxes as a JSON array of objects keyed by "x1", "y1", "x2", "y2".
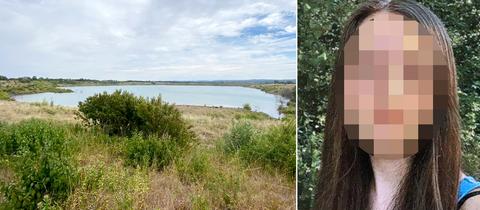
[
  {"x1": 0, "y1": 101, "x2": 295, "y2": 209},
  {"x1": 177, "y1": 105, "x2": 280, "y2": 146},
  {"x1": 0, "y1": 101, "x2": 280, "y2": 145},
  {"x1": 0, "y1": 100, "x2": 77, "y2": 123},
  {"x1": 60, "y1": 128, "x2": 148, "y2": 209}
]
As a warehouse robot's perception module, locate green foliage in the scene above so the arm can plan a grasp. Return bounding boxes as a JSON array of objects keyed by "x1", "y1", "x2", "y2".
[
  {"x1": 0, "y1": 80, "x2": 72, "y2": 95},
  {"x1": 175, "y1": 147, "x2": 244, "y2": 209},
  {"x1": 77, "y1": 90, "x2": 141, "y2": 136},
  {"x1": 240, "y1": 119, "x2": 296, "y2": 177},
  {"x1": 176, "y1": 149, "x2": 212, "y2": 184},
  {"x1": 250, "y1": 84, "x2": 296, "y2": 100},
  {"x1": 242, "y1": 103, "x2": 252, "y2": 111},
  {"x1": 233, "y1": 111, "x2": 270, "y2": 120},
  {"x1": 77, "y1": 90, "x2": 194, "y2": 147},
  {"x1": 223, "y1": 120, "x2": 296, "y2": 177},
  {"x1": 0, "y1": 119, "x2": 77, "y2": 209},
  {"x1": 0, "y1": 91, "x2": 10, "y2": 100},
  {"x1": 298, "y1": 1, "x2": 480, "y2": 209},
  {"x1": 223, "y1": 121, "x2": 256, "y2": 153},
  {"x1": 204, "y1": 172, "x2": 242, "y2": 209},
  {"x1": 297, "y1": 0, "x2": 359, "y2": 206},
  {"x1": 279, "y1": 100, "x2": 296, "y2": 118},
  {"x1": 191, "y1": 194, "x2": 210, "y2": 210},
  {"x1": 416, "y1": 0, "x2": 480, "y2": 180},
  {"x1": 123, "y1": 133, "x2": 179, "y2": 170}
]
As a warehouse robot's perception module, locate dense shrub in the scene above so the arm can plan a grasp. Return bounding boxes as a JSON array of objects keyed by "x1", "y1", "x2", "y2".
[
  {"x1": 77, "y1": 90, "x2": 194, "y2": 147},
  {"x1": 242, "y1": 103, "x2": 252, "y2": 111},
  {"x1": 123, "y1": 133, "x2": 179, "y2": 170},
  {"x1": 223, "y1": 121, "x2": 256, "y2": 154},
  {"x1": 223, "y1": 120, "x2": 296, "y2": 177},
  {"x1": 241, "y1": 119, "x2": 296, "y2": 177},
  {"x1": 0, "y1": 119, "x2": 77, "y2": 209}
]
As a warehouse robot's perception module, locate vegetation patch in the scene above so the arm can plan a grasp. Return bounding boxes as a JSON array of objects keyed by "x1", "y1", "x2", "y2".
[
  {"x1": 0, "y1": 91, "x2": 10, "y2": 100},
  {"x1": 0, "y1": 79, "x2": 72, "y2": 98},
  {"x1": 249, "y1": 84, "x2": 296, "y2": 100},
  {"x1": 176, "y1": 148, "x2": 212, "y2": 184},
  {"x1": 123, "y1": 133, "x2": 180, "y2": 170},
  {"x1": 0, "y1": 119, "x2": 78, "y2": 209},
  {"x1": 77, "y1": 90, "x2": 194, "y2": 145},
  {"x1": 223, "y1": 119, "x2": 296, "y2": 178}
]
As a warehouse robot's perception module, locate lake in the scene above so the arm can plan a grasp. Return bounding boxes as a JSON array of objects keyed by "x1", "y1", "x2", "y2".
[{"x1": 13, "y1": 85, "x2": 287, "y2": 118}]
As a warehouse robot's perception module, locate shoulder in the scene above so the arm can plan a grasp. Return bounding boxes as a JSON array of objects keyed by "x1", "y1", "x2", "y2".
[{"x1": 460, "y1": 188, "x2": 480, "y2": 210}]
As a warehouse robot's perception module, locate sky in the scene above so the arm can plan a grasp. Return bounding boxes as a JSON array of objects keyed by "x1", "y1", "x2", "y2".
[{"x1": 0, "y1": 0, "x2": 296, "y2": 81}]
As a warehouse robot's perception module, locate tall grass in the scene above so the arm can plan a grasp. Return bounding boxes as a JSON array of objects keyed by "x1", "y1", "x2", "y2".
[
  {"x1": 175, "y1": 147, "x2": 245, "y2": 209},
  {"x1": 123, "y1": 133, "x2": 180, "y2": 170},
  {"x1": 0, "y1": 91, "x2": 10, "y2": 100},
  {"x1": 223, "y1": 119, "x2": 296, "y2": 178},
  {"x1": 0, "y1": 119, "x2": 78, "y2": 209}
]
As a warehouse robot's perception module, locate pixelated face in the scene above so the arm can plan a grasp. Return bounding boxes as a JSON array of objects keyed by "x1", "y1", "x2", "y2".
[{"x1": 343, "y1": 11, "x2": 448, "y2": 158}]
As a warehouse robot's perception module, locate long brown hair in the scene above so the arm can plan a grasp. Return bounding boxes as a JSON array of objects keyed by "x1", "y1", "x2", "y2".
[{"x1": 315, "y1": 0, "x2": 461, "y2": 209}]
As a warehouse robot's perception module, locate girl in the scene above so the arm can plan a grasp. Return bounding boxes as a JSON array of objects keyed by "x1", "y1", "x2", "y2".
[{"x1": 314, "y1": 0, "x2": 480, "y2": 209}]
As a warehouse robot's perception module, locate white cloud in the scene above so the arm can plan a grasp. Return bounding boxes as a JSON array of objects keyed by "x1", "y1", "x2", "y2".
[{"x1": 0, "y1": 0, "x2": 296, "y2": 80}]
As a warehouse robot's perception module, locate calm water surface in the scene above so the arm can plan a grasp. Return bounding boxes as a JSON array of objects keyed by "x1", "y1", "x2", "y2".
[{"x1": 13, "y1": 85, "x2": 287, "y2": 118}]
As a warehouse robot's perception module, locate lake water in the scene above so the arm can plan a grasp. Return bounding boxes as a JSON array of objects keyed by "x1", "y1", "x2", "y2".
[{"x1": 13, "y1": 85, "x2": 287, "y2": 118}]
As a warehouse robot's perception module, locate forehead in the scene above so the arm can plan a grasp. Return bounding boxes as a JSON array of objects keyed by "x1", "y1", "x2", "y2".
[
  {"x1": 365, "y1": 11, "x2": 405, "y2": 22},
  {"x1": 343, "y1": 11, "x2": 447, "y2": 65},
  {"x1": 350, "y1": 11, "x2": 434, "y2": 51}
]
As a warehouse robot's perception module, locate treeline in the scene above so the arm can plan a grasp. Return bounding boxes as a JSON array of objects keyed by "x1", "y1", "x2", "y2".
[{"x1": 0, "y1": 75, "x2": 294, "y2": 86}]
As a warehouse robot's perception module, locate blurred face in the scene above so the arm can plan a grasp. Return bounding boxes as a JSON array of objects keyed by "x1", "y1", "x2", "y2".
[{"x1": 342, "y1": 11, "x2": 448, "y2": 158}]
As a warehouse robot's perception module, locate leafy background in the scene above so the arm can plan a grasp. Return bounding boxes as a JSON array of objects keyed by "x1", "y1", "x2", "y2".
[{"x1": 297, "y1": 0, "x2": 480, "y2": 209}]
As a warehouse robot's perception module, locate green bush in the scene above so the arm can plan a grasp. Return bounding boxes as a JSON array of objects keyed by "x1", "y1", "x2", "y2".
[
  {"x1": 0, "y1": 119, "x2": 77, "y2": 209},
  {"x1": 123, "y1": 133, "x2": 179, "y2": 170},
  {"x1": 242, "y1": 103, "x2": 252, "y2": 111},
  {"x1": 223, "y1": 120, "x2": 296, "y2": 177},
  {"x1": 77, "y1": 90, "x2": 194, "y2": 147},
  {"x1": 240, "y1": 119, "x2": 296, "y2": 177},
  {"x1": 223, "y1": 121, "x2": 256, "y2": 154}
]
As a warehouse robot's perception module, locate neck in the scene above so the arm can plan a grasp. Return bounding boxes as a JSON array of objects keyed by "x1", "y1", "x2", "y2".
[{"x1": 370, "y1": 156, "x2": 410, "y2": 210}]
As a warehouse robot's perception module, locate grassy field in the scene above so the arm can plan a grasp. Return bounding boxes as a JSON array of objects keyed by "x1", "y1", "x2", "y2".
[{"x1": 0, "y1": 101, "x2": 295, "y2": 209}]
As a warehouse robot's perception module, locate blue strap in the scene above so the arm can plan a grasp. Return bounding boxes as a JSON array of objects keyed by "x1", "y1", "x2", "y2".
[{"x1": 458, "y1": 176, "x2": 480, "y2": 202}]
